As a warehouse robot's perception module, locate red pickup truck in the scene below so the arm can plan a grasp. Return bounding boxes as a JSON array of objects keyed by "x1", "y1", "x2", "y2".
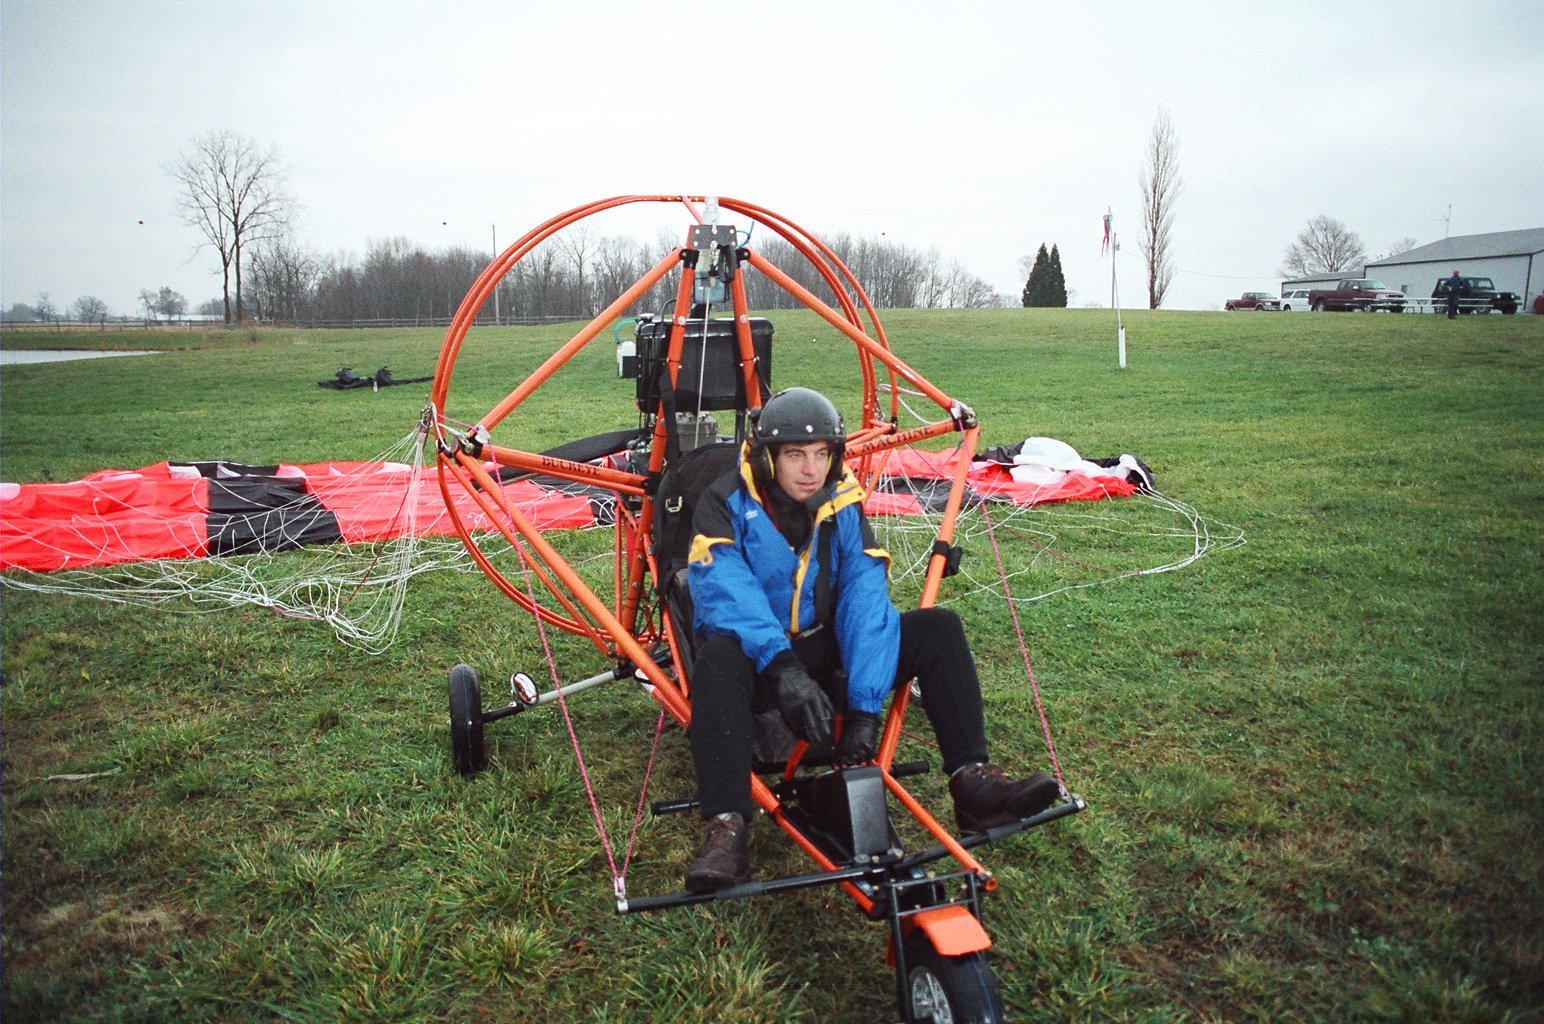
[
  {"x1": 1224, "y1": 291, "x2": 1282, "y2": 311},
  {"x1": 1307, "y1": 279, "x2": 1406, "y2": 312}
]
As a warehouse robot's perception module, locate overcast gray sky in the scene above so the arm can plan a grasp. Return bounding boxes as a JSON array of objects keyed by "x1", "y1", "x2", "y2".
[{"x1": 3, "y1": 0, "x2": 1541, "y2": 317}]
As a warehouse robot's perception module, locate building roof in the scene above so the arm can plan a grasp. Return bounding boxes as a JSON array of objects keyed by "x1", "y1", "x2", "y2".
[
  {"x1": 1367, "y1": 227, "x2": 1544, "y2": 268},
  {"x1": 1280, "y1": 270, "x2": 1363, "y2": 287}
]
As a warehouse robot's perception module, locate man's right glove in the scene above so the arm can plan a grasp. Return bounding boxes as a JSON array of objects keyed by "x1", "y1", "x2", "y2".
[
  {"x1": 834, "y1": 710, "x2": 881, "y2": 766},
  {"x1": 763, "y1": 650, "x2": 834, "y2": 753}
]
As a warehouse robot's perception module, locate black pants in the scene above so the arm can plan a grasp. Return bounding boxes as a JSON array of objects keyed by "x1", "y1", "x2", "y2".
[
  {"x1": 689, "y1": 606, "x2": 988, "y2": 820},
  {"x1": 1447, "y1": 295, "x2": 1459, "y2": 318}
]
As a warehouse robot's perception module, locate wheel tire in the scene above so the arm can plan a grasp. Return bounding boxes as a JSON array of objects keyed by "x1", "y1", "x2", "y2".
[
  {"x1": 448, "y1": 664, "x2": 487, "y2": 776},
  {"x1": 902, "y1": 933, "x2": 1007, "y2": 1024},
  {"x1": 1313, "y1": 300, "x2": 1327, "y2": 312}
]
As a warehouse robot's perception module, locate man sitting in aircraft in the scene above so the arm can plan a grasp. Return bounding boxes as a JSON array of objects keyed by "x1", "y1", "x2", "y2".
[{"x1": 683, "y1": 386, "x2": 1060, "y2": 892}]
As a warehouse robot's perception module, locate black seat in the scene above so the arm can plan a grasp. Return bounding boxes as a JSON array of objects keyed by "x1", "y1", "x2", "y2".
[{"x1": 651, "y1": 442, "x2": 741, "y2": 662}]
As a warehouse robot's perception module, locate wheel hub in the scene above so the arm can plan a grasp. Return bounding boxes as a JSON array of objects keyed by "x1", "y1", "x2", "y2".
[{"x1": 911, "y1": 967, "x2": 953, "y2": 1024}]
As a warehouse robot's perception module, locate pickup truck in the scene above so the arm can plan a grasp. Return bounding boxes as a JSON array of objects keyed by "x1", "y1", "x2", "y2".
[
  {"x1": 1224, "y1": 291, "x2": 1282, "y2": 311},
  {"x1": 1430, "y1": 276, "x2": 1520, "y2": 315},
  {"x1": 1307, "y1": 279, "x2": 1406, "y2": 312}
]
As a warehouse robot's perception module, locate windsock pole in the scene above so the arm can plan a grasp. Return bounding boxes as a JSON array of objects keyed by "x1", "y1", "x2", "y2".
[{"x1": 1105, "y1": 209, "x2": 1126, "y2": 369}]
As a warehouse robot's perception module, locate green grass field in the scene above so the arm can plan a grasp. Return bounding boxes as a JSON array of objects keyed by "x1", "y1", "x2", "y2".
[{"x1": 3, "y1": 308, "x2": 1541, "y2": 1023}]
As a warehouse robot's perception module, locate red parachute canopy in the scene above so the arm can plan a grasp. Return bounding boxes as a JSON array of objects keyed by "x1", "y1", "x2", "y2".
[{"x1": 0, "y1": 448, "x2": 1138, "y2": 573}]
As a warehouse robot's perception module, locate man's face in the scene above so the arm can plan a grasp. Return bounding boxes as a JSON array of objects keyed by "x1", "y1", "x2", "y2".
[{"x1": 772, "y1": 441, "x2": 834, "y2": 503}]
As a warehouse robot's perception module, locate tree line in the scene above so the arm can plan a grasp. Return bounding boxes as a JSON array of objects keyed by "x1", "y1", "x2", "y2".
[
  {"x1": 176, "y1": 131, "x2": 1010, "y2": 324},
  {"x1": 0, "y1": 228, "x2": 1011, "y2": 326},
  {"x1": 237, "y1": 228, "x2": 1011, "y2": 326}
]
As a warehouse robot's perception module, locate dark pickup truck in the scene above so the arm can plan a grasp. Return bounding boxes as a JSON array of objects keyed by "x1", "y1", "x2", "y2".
[
  {"x1": 1431, "y1": 276, "x2": 1520, "y2": 315},
  {"x1": 1308, "y1": 279, "x2": 1407, "y2": 312}
]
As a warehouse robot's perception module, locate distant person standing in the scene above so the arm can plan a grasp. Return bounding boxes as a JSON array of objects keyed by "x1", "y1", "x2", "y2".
[{"x1": 1444, "y1": 270, "x2": 1463, "y2": 319}]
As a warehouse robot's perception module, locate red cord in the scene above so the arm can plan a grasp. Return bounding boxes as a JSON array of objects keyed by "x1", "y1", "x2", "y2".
[
  {"x1": 512, "y1": 538, "x2": 662, "y2": 897},
  {"x1": 979, "y1": 504, "x2": 1067, "y2": 792}
]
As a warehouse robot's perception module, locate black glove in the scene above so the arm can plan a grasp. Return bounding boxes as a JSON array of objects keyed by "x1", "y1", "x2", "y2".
[
  {"x1": 835, "y1": 710, "x2": 881, "y2": 767},
  {"x1": 763, "y1": 650, "x2": 834, "y2": 753}
]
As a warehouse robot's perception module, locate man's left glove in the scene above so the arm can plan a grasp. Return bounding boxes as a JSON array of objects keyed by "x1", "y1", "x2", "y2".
[
  {"x1": 834, "y1": 710, "x2": 881, "y2": 766},
  {"x1": 763, "y1": 650, "x2": 834, "y2": 753}
]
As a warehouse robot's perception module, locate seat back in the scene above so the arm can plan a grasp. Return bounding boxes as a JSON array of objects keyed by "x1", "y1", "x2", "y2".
[
  {"x1": 651, "y1": 442, "x2": 801, "y2": 767},
  {"x1": 652, "y1": 442, "x2": 742, "y2": 658}
]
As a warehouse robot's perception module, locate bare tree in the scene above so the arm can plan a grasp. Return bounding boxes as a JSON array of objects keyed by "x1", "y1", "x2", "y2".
[
  {"x1": 138, "y1": 286, "x2": 188, "y2": 320},
  {"x1": 557, "y1": 226, "x2": 596, "y2": 317},
  {"x1": 916, "y1": 246, "x2": 948, "y2": 309},
  {"x1": 168, "y1": 130, "x2": 294, "y2": 323},
  {"x1": 72, "y1": 296, "x2": 111, "y2": 322},
  {"x1": 592, "y1": 235, "x2": 651, "y2": 313},
  {"x1": 248, "y1": 236, "x2": 319, "y2": 323},
  {"x1": 33, "y1": 292, "x2": 57, "y2": 323},
  {"x1": 1280, "y1": 216, "x2": 1367, "y2": 276},
  {"x1": 1377, "y1": 234, "x2": 1420, "y2": 261},
  {"x1": 1138, "y1": 109, "x2": 1182, "y2": 309}
]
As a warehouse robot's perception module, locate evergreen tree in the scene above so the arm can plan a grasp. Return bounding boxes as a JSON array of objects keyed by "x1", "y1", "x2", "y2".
[
  {"x1": 1021, "y1": 244, "x2": 1050, "y2": 307},
  {"x1": 1046, "y1": 244, "x2": 1068, "y2": 307}
]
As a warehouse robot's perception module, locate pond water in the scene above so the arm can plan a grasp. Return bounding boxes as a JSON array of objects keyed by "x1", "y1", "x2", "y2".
[{"x1": 1, "y1": 350, "x2": 164, "y2": 365}]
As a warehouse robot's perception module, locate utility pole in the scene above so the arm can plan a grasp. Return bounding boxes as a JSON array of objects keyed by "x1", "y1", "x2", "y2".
[{"x1": 492, "y1": 224, "x2": 500, "y2": 323}]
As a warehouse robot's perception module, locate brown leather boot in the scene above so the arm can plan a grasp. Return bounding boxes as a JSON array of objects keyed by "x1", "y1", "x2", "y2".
[
  {"x1": 949, "y1": 763, "x2": 1060, "y2": 833},
  {"x1": 684, "y1": 812, "x2": 750, "y2": 892}
]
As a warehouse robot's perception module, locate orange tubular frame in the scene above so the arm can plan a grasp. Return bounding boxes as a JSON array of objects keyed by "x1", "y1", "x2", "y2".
[{"x1": 431, "y1": 195, "x2": 993, "y2": 894}]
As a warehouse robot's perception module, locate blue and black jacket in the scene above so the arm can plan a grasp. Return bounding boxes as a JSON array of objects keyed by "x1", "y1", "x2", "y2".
[{"x1": 686, "y1": 449, "x2": 900, "y2": 714}]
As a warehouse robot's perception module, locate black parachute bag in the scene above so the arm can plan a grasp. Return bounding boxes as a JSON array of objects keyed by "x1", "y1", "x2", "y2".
[{"x1": 651, "y1": 442, "x2": 741, "y2": 647}]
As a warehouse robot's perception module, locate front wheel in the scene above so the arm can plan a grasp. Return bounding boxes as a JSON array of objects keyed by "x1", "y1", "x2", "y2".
[
  {"x1": 448, "y1": 664, "x2": 488, "y2": 776},
  {"x1": 902, "y1": 933, "x2": 1007, "y2": 1024}
]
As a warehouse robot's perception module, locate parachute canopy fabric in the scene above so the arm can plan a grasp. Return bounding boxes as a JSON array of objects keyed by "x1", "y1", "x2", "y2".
[
  {"x1": 0, "y1": 458, "x2": 593, "y2": 572},
  {"x1": 865, "y1": 444, "x2": 1142, "y2": 517},
  {"x1": 0, "y1": 439, "x2": 1142, "y2": 573}
]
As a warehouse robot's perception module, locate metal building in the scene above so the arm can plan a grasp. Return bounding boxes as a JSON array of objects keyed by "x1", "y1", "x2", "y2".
[{"x1": 1367, "y1": 227, "x2": 1544, "y2": 313}]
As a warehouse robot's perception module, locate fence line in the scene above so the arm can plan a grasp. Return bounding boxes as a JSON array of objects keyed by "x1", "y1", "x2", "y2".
[
  {"x1": 1395, "y1": 298, "x2": 1515, "y2": 314},
  {"x1": 1, "y1": 314, "x2": 591, "y2": 332}
]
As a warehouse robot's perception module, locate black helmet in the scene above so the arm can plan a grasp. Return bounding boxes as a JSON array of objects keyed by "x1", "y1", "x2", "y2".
[{"x1": 748, "y1": 387, "x2": 847, "y2": 491}]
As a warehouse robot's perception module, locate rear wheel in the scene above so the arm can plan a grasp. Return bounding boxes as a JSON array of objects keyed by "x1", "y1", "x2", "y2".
[
  {"x1": 448, "y1": 664, "x2": 487, "y2": 776},
  {"x1": 902, "y1": 933, "x2": 1006, "y2": 1024},
  {"x1": 1313, "y1": 299, "x2": 1327, "y2": 312}
]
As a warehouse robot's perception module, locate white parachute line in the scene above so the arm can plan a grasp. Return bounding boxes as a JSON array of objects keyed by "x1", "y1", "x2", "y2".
[
  {"x1": 868, "y1": 459, "x2": 1244, "y2": 608},
  {"x1": 874, "y1": 382, "x2": 934, "y2": 427}
]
